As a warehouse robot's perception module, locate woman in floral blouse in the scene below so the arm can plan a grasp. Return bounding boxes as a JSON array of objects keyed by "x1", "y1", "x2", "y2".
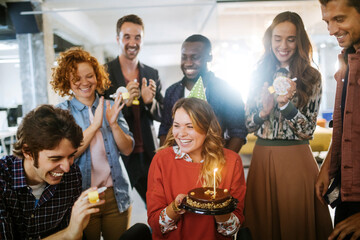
[
  {"x1": 147, "y1": 97, "x2": 246, "y2": 240},
  {"x1": 243, "y1": 11, "x2": 333, "y2": 240}
]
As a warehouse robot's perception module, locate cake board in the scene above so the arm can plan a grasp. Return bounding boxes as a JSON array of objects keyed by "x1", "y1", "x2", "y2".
[{"x1": 179, "y1": 197, "x2": 238, "y2": 215}]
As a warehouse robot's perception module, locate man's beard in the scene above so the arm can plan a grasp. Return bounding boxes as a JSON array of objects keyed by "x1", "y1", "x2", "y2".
[{"x1": 120, "y1": 45, "x2": 139, "y2": 59}]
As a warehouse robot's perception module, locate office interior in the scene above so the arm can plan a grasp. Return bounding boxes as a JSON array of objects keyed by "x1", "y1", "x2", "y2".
[
  {"x1": 0, "y1": 0, "x2": 339, "y2": 227},
  {"x1": 0, "y1": 0, "x2": 337, "y2": 150}
]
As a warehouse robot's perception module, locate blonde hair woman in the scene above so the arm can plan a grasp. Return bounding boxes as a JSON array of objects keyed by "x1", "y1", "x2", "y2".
[{"x1": 147, "y1": 97, "x2": 246, "y2": 240}]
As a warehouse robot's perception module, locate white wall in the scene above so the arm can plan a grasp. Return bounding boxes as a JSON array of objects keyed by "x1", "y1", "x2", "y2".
[
  {"x1": 155, "y1": 64, "x2": 183, "y2": 95},
  {"x1": 0, "y1": 62, "x2": 22, "y2": 108}
]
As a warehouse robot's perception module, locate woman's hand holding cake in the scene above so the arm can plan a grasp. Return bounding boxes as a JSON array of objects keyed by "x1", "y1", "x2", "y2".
[
  {"x1": 166, "y1": 194, "x2": 186, "y2": 220},
  {"x1": 169, "y1": 187, "x2": 235, "y2": 223}
]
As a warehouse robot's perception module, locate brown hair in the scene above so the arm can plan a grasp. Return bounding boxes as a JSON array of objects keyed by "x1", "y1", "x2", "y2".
[
  {"x1": 319, "y1": 0, "x2": 360, "y2": 13},
  {"x1": 256, "y1": 11, "x2": 321, "y2": 108},
  {"x1": 160, "y1": 98, "x2": 225, "y2": 188},
  {"x1": 116, "y1": 14, "x2": 144, "y2": 36},
  {"x1": 13, "y1": 105, "x2": 83, "y2": 166},
  {"x1": 51, "y1": 47, "x2": 110, "y2": 97}
]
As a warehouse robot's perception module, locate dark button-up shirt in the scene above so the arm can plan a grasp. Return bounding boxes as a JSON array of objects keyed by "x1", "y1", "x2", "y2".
[
  {"x1": 0, "y1": 155, "x2": 82, "y2": 239},
  {"x1": 159, "y1": 72, "x2": 247, "y2": 141}
]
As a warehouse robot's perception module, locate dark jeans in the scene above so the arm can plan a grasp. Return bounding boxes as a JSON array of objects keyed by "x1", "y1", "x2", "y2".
[{"x1": 335, "y1": 201, "x2": 360, "y2": 240}]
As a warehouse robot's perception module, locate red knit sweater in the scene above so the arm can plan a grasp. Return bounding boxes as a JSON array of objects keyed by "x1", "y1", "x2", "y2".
[{"x1": 147, "y1": 147, "x2": 246, "y2": 240}]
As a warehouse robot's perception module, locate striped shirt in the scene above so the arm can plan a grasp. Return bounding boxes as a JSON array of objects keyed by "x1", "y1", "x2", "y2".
[{"x1": 0, "y1": 155, "x2": 82, "y2": 240}]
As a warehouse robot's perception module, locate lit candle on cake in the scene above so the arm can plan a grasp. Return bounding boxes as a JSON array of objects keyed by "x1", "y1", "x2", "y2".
[{"x1": 213, "y1": 168, "x2": 218, "y2": 197}]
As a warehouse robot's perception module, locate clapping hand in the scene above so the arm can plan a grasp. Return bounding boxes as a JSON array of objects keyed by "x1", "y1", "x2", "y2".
[
  {"x1": 106, "y1": 93, "x2": 125, "y2": 128},
  {"x1": 126, "y1": 80, "x2": 140, "y2": 106},
  {"x1": 92, "y1": 97, "x2": 105, "y2": 130},
  {"x1": 259, "y1": 82, "x2": 275, "y2": 119},
  {"x1": 141, "y1": 77, "x2": 156, "y2": 104}
]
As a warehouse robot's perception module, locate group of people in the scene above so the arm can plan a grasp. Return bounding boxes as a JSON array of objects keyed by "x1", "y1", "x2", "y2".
[{"x1": 1, "y1": 0, "x2": 360, "y2": 239}]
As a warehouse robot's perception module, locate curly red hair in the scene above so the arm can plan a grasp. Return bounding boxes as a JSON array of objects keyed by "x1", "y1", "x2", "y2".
[{"x1": 51, "y1": 47, "x2": 110, "y2": 97}]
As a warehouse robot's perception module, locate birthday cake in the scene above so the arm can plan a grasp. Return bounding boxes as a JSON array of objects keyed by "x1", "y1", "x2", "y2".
[{"x1": 185, "y1": 187, "x2": 233, "y2": 210}]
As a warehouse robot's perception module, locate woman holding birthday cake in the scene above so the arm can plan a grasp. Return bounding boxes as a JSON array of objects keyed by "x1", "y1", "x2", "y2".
[
  {"x1": 244, "y1": 11, "x2": 332, "y2": 239},
  {"x1": 147, "y1": 97, "x2": 246, "y2": 239}
]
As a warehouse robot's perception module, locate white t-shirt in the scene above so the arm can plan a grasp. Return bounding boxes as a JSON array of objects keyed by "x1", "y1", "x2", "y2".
[{"x1": 29, "y1": 182, "x2": 46, "y2": 200}]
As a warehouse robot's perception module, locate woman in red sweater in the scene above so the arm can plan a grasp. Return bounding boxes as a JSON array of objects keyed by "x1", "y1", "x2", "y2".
[{"x1": 147, "y1": 98, "x2": 246, "y2": 240}]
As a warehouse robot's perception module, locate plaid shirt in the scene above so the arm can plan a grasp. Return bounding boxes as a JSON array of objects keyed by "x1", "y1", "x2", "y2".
[{"x1": 0, "y1": 155, "x2": 82, "y2": 240}]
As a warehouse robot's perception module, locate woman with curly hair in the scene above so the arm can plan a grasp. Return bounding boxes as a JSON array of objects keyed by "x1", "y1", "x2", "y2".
[
  {"x1": 244, "y1": 11, "x2": 333, "y2": 239},
  {"x1": 51, "y1": 47, "x2": 134, "y2": 240},
  {"x1": 147, "y1": 97, "x2": 246, "y2": 240}
]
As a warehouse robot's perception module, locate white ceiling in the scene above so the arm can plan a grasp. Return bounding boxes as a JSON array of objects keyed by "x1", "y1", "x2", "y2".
[
  {"x1": 2, "y1": 0, "x2": 333, "y2": 66},
  {"x1": 38, "y1": 0, "x2": 220, "y2": 64},
  {"x1": 0, "y1": 0, "x2": 340, "y2": 109}
]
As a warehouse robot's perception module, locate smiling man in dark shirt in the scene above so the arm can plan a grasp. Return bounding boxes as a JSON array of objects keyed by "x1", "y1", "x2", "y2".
[
  {"x1": 103, "y1": 15, "x2": 164, "y2": 204},
  {"x1": 159, "y1": 34, "x2": 247, "y2": 152}
]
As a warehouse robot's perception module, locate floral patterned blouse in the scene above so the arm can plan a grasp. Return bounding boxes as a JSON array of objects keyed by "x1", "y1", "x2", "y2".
[{"x1": 245, "y1": 68, "x2": 322, "y2": 140}]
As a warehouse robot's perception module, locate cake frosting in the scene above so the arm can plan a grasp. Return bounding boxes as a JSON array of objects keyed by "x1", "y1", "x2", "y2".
[{"x1": 186, "y1": 187, "x2": 233, "y2": 210}]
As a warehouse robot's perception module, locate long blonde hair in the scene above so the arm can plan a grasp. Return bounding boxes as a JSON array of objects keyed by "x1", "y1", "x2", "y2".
[{"x1": 159, "y1": 98, "x2": 226, "y2": 187}]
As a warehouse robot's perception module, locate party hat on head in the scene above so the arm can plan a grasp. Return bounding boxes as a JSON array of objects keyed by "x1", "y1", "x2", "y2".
[{"x1": 187, "y1": 76, "x2": 207, "y2": 101}]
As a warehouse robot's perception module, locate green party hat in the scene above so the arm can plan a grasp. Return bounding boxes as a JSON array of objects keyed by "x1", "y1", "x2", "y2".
[{"x1": 187, "y1": 76, "x2": 207, "y2": 101}]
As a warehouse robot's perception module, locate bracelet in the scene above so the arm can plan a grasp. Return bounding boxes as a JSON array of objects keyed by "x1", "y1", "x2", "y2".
[{"x1": 171, "y1": 201, "x2": 182, "y2": 213}]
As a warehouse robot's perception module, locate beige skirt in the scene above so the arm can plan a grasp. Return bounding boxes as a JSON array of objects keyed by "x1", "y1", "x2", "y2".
[{"x1": 244, "y1": 143, "x2": 333, "y2": 240}]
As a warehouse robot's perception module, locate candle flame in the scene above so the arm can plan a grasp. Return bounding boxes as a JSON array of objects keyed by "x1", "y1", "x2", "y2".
[{"x1": 214, "y1": 168, "x2": 218, "y2": 173}]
